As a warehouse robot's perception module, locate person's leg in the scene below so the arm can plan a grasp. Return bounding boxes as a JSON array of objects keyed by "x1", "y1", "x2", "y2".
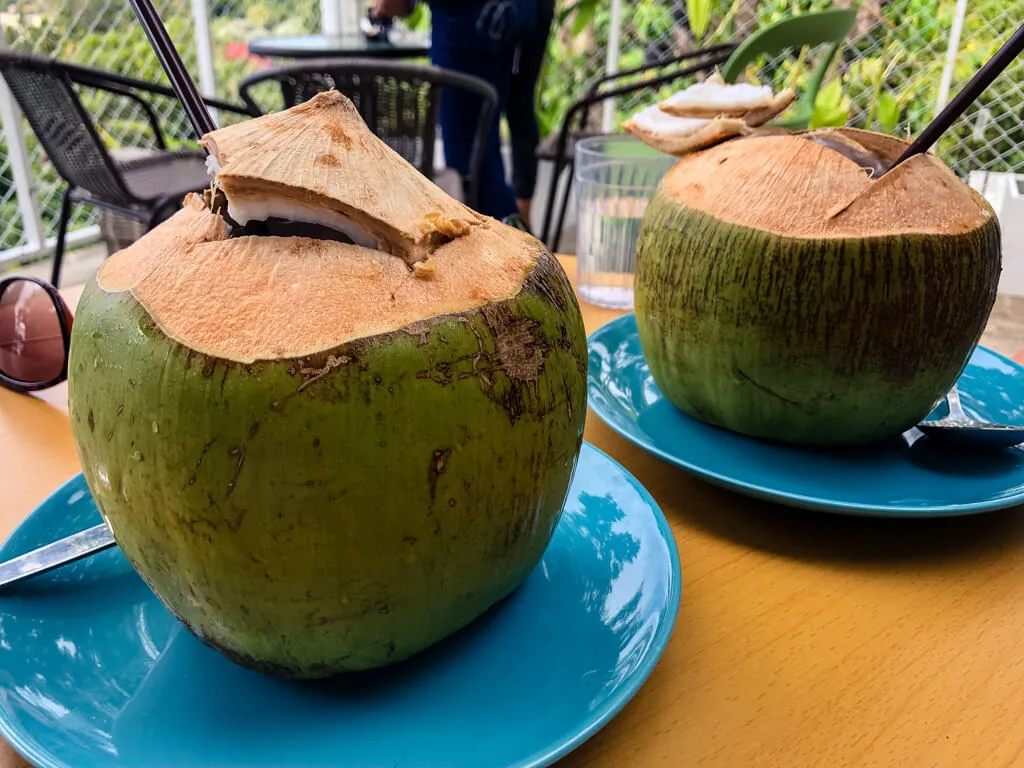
[
  {"x1": 430, "y1": 3, "x2": 518, "y2": 220},
  {"x1": 506, "y1": 0, "x2": 554, "y2": 227}
]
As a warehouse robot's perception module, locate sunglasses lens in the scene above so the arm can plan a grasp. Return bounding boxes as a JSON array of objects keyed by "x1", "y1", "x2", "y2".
[{"x1": 0, "y1": 280, "x2": 66, "y2": 385}]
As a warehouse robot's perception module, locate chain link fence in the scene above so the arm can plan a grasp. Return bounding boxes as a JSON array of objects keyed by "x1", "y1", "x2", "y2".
[
  {"x1": 0, "y1": 0, "x2": 320, "y2": 260},
  {"x1": 0, "y1": 0, "x2": 200, "y2": 251},
  {"x1": 541, "y1": 0, "x2": 1022, "y2": 177}
]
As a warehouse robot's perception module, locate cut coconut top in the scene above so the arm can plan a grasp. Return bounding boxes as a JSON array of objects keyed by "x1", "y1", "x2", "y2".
[
  {"x1": 623, "y1": 105, "x2": 748, "y2": 157},
  {"x1": 201, "y1": 91, "x2": 485, "y2": 265},
  {"x1": 623, "y1": 80, "x2": 795, "y2": 158},
  {"x1": 659, "y1": 79, "x2": 776, "y2": 118},
  {"x1": 97, "y1": 92, "x2": 544, "y2": 364},
  {"x1": 99, "y1": 195, "x2": 542, "y2": 363},
  {"x1": 627, "y1": 104, "x2": 728, "y2": 137},
  {"x1": 660, "y1": 128, "x2": 993, "y2": 239}
]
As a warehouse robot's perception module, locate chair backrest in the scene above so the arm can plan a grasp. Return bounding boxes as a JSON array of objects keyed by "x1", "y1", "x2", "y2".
[
  {"x1": 238, "y1": 59, "x2": 498, "y2": 206},
  {"x1": 0, "y1": 51, "x2": 136, "y2": 204},
  {"x1": 721, "y1": 8, "x2": 858, "y2": 129}
]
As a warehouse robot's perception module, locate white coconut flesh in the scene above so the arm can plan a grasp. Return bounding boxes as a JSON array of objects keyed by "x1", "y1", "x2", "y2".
[
  {"x1": 659, "y1": 79, "x2": 776, "y2": 117},
  {"x1": 622, "y1": 105, "x2": 748, "y2": 156},
  {"x1": 623, "y1": 79, "x2": 795, "y2": 157},
  {"x1": 657, "y1": 76, "x2": 796, "y2": 122},
  {"x1": 660, "y1": 127, "x2": 993, "y2": 238},
  {"x1": 98, "y1": 91, "x2": 542, "y2": 365}
]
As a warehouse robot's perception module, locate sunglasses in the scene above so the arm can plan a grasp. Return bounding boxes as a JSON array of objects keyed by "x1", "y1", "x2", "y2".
[{"x1": 0, "y1": 277, "x2": 74, "y2": 393}]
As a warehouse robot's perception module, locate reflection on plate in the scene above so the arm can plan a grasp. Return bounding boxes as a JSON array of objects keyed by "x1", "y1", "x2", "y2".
[
  {"x1": 588, "y1": 313, "x2": 1024, "y2": 516},
  {"x1": 0, "y1": 442, "x2": 679, "y2": 768}
]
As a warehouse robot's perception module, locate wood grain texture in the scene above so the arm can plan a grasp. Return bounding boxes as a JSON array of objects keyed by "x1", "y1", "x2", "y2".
[{"x1": 2, "y1": 263, "x2": 1023, "y2": 768}]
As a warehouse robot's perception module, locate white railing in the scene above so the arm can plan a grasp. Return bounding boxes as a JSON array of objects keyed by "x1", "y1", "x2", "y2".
[{"x1": 0, "y1": 0, "x2": 357, "y2": 269}]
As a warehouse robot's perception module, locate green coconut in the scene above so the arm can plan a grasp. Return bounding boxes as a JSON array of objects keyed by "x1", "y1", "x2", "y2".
[
  {"x1": 634, "y1": 128, "x2": 1001, "y2": 446},
  {"x1": 67, "y1": 92, "x2": 588, "y2": 678}
]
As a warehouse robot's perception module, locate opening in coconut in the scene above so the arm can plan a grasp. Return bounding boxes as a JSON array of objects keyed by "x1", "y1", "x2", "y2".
[{"x1": 97, "y1": 91, "x2": 546, "y2": 364}]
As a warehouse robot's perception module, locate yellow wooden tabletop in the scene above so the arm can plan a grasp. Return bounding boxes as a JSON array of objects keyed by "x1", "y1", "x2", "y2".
[{"x1": 3, "y1": 261, "x2": 1024, "y2": 768}]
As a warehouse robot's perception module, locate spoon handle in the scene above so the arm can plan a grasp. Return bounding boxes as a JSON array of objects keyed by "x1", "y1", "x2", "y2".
[
  {"x1": 0, "y1": 524, "x2": 116, "y2": 590},
  {"x1": 946, "y1": 384, "x2": 967, "y2": 421}
]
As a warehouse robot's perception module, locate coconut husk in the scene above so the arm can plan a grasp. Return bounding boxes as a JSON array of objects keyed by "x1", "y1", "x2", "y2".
[
  {"x1": 201, "y1": 91, "x2": 485, "y2": 264},
  {"x1": 622, "y1": 105, "x2": 748, "y2": 157},
  {"x1": 658, "y1": 128, "x2": 992, "y2": 238}
]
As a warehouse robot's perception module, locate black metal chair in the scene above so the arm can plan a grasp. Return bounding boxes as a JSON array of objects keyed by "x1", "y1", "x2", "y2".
[
  {"x1": 537, "y1": 43, "x2": 738, "y2": 252},
  {"x1": 0, "y1": 51, "x2": 258, "y2": 286},
  {"x1": 239, "y1": 59, "x2": 498, "y2": 211}
]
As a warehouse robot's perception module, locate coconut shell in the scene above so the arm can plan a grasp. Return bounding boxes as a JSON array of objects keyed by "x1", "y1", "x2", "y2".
[
  {"x1": 68, "y1": 91, "x2": 589, "y2": 677},
  {"x1": 634, "y1": 128, "x2": 1002, "y2": 445}
]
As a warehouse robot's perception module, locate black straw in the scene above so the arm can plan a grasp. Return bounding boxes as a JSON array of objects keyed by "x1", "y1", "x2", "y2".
[
  {"x1": 128, "y1": 0, "x2": 217, "y2": 138},
  {"x1": 885, "y1": 21, "x2": 1024, "y2": 175}
]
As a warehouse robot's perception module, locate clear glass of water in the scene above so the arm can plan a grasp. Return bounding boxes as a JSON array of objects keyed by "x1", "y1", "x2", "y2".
[{"x1": 575, "y1": 135, "x2": 677, "y2": 309}]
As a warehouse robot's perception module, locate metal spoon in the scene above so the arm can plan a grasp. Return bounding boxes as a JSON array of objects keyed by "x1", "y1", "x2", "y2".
[
  {"x1": 0, "y1": 524, "x2": 115, "y2": 590},
  {"x1": 918, "y1": 385, "x2": 1024, "y2": 449}
]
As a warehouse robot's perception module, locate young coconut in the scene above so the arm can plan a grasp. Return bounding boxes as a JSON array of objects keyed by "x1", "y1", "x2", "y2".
[
  {"x1": 634, "y1": 128, "x2": 1001, "y2": 446},
  {"x1": 67, "y1": 91, "x2": 588, "y2": 678}
]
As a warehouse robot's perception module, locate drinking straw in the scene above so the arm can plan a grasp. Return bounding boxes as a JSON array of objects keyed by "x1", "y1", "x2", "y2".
[
  {"x1": 885, "y1": 21, "x2": 1024, "y2": 175},
  {"x1": 127, "y1": 0, "x2": 217, "y2": 138}
]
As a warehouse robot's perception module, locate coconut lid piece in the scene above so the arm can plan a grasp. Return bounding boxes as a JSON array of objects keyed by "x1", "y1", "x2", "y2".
[
  {"x1": 201, "y1": 91, "x2": 485, "y2": 264},
  {"x1": 658, "y1": 75, "x2": 796, "y2": 120},
  {"x1": 660, "y1": 127, "x2": 994, "y2": 238},
  {"x1": 623, "y1": 78, "x2": 796, "y2": 157},
  {"x1": 623, "y1": 105, "x2": 747, "y2": 156}
]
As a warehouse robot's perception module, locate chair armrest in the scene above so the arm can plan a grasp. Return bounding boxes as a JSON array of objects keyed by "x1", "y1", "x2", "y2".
[
  {"x1": 584, "y1": 42, "x2": 738, "y2": 98},
  {"x1": 65, "y1": 63, "x2": 258, "y2": 121},
  {"x1": 72, "y1": 78, "x2": 169, "y2": 149}
]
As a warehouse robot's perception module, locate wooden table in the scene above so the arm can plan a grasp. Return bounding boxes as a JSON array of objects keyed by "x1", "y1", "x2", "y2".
[{"x1": 3, "y1": 264, "x2": 1024, "y2": 768}]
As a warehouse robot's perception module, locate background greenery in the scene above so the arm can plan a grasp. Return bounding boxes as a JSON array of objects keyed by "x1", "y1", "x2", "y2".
[{"x1": 0, "y1": 0, "x2": 1020, "y2": 252}]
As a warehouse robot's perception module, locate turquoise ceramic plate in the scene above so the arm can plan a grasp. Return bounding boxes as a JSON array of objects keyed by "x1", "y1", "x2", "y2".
[
  {"x1": 0, "y1": 442, "x2": 680, "y2": 768},
  {"x1": 588, "y1": 314, "x2": 1024, "y2": 516}
]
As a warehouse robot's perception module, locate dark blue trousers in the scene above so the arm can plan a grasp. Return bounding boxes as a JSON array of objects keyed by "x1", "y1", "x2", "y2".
[{"x1": 430, "y1": 0, "x2": 539, "y2": 219}]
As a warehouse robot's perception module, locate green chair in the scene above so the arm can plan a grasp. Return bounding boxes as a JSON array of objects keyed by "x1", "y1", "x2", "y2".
[{"x1": 721, "y1": 7, "x2": 858, "y2": 130}]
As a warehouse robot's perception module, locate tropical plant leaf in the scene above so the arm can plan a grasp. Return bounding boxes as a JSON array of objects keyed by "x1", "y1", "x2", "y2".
[
  {"x1": 810, "y1": 78, "x2": 850, "y2": 129},
  {"x1": 572, "y1": 0, "x2": 597, "y2": 36},
  {"x1": 687, "y1": 0, "x2": 711, "y2": 39},
  {"x1": 877, "y1": 91, "x2": 901, "y2": 132}
]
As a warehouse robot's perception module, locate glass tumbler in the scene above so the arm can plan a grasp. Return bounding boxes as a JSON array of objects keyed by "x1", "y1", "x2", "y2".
[{"x1": 574, "y1": 135, "x2": 677, "y2": 309}]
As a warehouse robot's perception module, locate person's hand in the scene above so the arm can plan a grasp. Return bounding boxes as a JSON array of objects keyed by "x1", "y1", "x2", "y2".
[{"x1": 372, "y1": 0, "x2": 412, "y2": 18}]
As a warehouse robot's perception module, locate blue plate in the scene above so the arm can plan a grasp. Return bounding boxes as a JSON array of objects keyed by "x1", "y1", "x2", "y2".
[
  {"x1": 588, "y1": 313, "x2": 1024, "y2": 517},
  {"x1": 0, "y1": 442, "x2": 680, "y2": 768}
]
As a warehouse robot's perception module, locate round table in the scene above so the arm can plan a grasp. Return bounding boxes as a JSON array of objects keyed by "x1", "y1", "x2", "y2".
[
  {"x1": 248, "y1": 33, "x2": 429, "y2": 60},
  {"x1": 4, "y1": 267, "x2": 1024, "y2": 767}
]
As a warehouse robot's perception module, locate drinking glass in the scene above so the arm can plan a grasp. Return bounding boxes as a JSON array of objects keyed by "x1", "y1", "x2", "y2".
[{"x1": 575, "y1": 135, "x2": 677, "y2": 309}]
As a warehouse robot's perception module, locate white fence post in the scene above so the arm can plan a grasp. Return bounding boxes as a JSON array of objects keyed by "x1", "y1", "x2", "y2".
[
  {"x1": 602, "y1": 0, "x2": 623, "y2": 132},
  {"x1": 934, "y1": 0, "x2": 968, "y2": 115},
  {"x1": 322, "y1": 0, "x2": 345, "y2": 35},
  {"x1": 190, "y1": 0, "x2": 219, "y2": 118},
  {"x1": 0, "y1": 16, "x2": 44, "y2": 253}
]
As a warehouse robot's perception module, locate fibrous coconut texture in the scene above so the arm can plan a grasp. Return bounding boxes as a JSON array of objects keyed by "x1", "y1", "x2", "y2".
[
  {"x1": 67, "y1": 91, "x2": 588, "y2": 677},
  {"x1": 635, "y1": 128, "x2": 1001, "y2": 445},
  {"x1": 623, "y1": 74, "x2": 796, "y2": 156}
]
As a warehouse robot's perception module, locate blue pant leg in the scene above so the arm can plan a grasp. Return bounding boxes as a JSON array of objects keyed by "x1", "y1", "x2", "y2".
[{"x1": 430, "y1": 5, "x2": 518, "y2": 220}]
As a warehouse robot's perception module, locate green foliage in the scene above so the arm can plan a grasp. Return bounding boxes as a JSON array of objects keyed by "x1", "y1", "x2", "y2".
[
  {"x1": 538, "y1": 0, "x2": 1023, "y2": 184},
  {"x1": 809, "y1": 78, "x2": 849, "y2": 128},
  {"x1": 687, "y1": 0, "x2": 712, "y2": 41}
]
